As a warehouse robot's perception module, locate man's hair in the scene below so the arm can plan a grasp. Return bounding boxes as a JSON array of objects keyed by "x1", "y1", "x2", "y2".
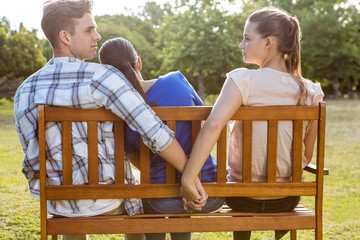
[{"x1": 41, "y1": 0, "x2": 93, "y2": 48}]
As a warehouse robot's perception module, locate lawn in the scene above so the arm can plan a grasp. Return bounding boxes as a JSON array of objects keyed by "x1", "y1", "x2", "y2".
[{"x1": 0, "y1": 98, "x2": 359, "y2": 240}]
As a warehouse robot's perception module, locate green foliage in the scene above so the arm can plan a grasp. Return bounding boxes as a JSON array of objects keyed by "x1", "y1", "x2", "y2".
[
  {"x1": 95, "y1": 14, "x2": 161, "y2": 80},
  {"x1": 299, "y1": 1, "x2": 360, "y2": 87},
  {"x1": 0, "y1": 19, "x2": 46, "y2": 79},
  {"x1": 0, "y1": 0, "x2": 359, "y2": 99},
  {"x1": 155, "y1": 0, "x2": 240, "y2": 98}
]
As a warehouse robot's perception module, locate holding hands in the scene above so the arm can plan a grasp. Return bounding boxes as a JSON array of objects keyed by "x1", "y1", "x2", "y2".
[{"x1": 181, "y1": 177, "x2": 208, "y2": 211}]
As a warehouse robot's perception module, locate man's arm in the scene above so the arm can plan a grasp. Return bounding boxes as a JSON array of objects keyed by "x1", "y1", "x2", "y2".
[
  {"x1": 94, "y1": 68, "x2": 207, "y2": 208},
  {"x1": 157, "y1": 138, "x2": 187, "y2": 172}
]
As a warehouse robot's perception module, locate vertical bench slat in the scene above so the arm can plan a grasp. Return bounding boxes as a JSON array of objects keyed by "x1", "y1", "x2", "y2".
[
  {"x1": 191, "y1": 120, "x2": 201, "y2": 145},
  {"x1": 140, "y1": 141, "x2": 151, "y2": 184},
  {"x1": 267, "y1": 120, "x2": 278, "y2": 182},
  {"x1": 242, "y1": 120, "x2": 252, "y2": 183},
  {"x1": 292, "y1": 120, "x2": 303, "y2": 182},
  {"x1": 315, "y1": 102, "x2": 327, "y2": 240},
  {"x1": 62, "y1": 121, "x2": 72, "y2": 185},
  {"x1": 38, "y1": 105, "x2": 48, "y2": 240},
  {"x1": 114, "y1": 121, "x2": 125, "y2": 184},
  {"x1": 166, "y1": 120, "x2": 176, "y2": 184},
  {"x1": 88, "y1": 121, "x2": 99, "y2": 185},
  {"x1": 217, "y1": 127, "x2": 227, "y2": 183},
  {"x1": 192, "y1": 120, "x2": 202, "y2": 180}
]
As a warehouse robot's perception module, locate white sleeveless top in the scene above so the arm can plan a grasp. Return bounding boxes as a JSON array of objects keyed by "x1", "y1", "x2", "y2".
[{"x1": 226, "y1": 67, "x2": 324, "y2": 182}]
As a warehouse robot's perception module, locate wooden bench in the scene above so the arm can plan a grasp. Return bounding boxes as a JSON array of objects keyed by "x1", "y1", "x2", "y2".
[{"x1": 38, "y1": 102, "x2": 328, "y2": 239}]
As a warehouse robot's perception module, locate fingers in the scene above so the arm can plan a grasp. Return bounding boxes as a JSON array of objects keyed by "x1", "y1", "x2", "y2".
[
  {"x1": 196, "y1": 191, "x2": 208, "y2": 204},
  {"x1": 180, "y1": 178, "x2": 209, "y2": 211},
  {"x1": 182, "y1": 198, "x2": 189, "y2": 211},
  {"x1": 186, "y1": 199, "x2": 206, "y2": 211},
  {"x1": 180, "y1": 185, "x2": 201, "y2": 202},
  {"x1": 182, "y1": 196, "x2": 207, "y2": 211},
  {"x1": 194, "y1": 178, "x2": 208, "y2": 200}
]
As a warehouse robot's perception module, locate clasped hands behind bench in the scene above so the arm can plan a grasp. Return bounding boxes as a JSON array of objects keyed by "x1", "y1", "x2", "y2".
[{"x1": 38, "y1": 103, "x2": 327, "y2": 240}]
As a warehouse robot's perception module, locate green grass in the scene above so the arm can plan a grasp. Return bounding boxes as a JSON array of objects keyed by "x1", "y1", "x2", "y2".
[{"x1": 1, "y1": 98, "x2": 359, "y2": 239}]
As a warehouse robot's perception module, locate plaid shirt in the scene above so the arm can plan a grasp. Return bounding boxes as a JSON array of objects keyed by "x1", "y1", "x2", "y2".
[{"x1": 14, "y1": 57, "x2": 174, "y2": 216}]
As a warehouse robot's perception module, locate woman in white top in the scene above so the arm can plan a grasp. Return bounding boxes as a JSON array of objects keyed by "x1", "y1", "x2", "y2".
[{"x1": 180, "y1": 6, "x2": 324, "y2": 240}]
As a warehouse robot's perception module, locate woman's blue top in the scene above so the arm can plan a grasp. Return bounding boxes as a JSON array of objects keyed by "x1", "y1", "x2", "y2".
[{"x1": 124, "y1": 71, "x2": 217, "y2": 183}]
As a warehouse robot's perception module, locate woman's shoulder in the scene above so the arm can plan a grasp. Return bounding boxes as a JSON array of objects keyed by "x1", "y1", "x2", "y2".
[
  {"x1": 159, "y1": 71, "x2": 186, "y2": 82},
  {"x1": 304, "y1": 78, "x2": 325, "y2": 104},
  {"x1": 227, "y1": 68, "x2": 257, "y2": 82},
  {"x1": 157, "y1": 71, "x2": 192, "y2": 87},
  {"x1": 228, "y1": 67, "x2": 251, "y2": 74}
]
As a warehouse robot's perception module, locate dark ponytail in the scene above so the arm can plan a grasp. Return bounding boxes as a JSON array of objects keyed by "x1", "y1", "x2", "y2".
[
  {"x1": 98, "y1": 38, "x2": 146, "y2": 100},
  {"x1": 248, "y1": 7, "x2": 308, "y2": 105}
]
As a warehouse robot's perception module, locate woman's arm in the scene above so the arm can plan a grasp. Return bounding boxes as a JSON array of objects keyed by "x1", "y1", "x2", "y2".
[{"x1": 181, "y1": 77, "x2": 243, "y2": 201}]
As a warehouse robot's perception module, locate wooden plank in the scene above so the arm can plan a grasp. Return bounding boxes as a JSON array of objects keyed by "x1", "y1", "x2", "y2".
[
  {"x1": 44, "y1": 107, "x2": 120, "y2": 121},
  {"x1": 315, "y1": 102, "x2": 327, "y2": 240},
  {"x1": 43, "y1": 183, "x2": 317, "y2": 199},
  {"x1": 192, "y1": 120, "x2": 202, "y2": 180},
  {"x1": 113, "y1": 122, "x2": 125, "y2": 184},
  {"x1": 231, "y1": 106, "x2": 319, "y2": 120},
  {"x1": 166, "y1": 120, "x2": 176, "y2": 184},
  {"x1": 140, "y1": 141, "x2": 150, "y2": 184},
  {"x1": 191, "y1": 120, "x2": 201, "y2": 145},
  {"x1": 217, "y1": 127, "x2": 227, "y2": 183},
  {"x1": 61, "y1": 121, "x2": 72, "y2": 185},
  {"x1": 43, "y1": 105, "x2": 319, "y2": 122},
  {"x1": 304, "y1": 163, "x2": 329, "y2": 175},
  {"x1": 87, "y1": 121, "x2": 98, "y2": 185},
  {"x1": 292, "y1": 120, "x2": 303, "y2": 182},
  {"x1": 46, "y1": 204, "x2": 313, "y2": 219},
  {"x1": 38, "y1": 105, "x2": 48, "y2": 240},
  {"x1": 267, "y1": 120, "x2": 278, "y2": 182},
  {"x1": 47, "y1": 214, "x2": 315, "y2": 234},
  {"x1": 242, "y1": 120, "x2": 252, "y2": 182}
]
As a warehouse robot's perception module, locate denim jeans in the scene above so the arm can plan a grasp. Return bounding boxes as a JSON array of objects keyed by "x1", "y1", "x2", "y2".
[
  {"x1": 225, "y1": 196, "x2": 300, "y2": 240},
  {"x1": 142, "y1": 197, "x2": 225, "y2": 240}
]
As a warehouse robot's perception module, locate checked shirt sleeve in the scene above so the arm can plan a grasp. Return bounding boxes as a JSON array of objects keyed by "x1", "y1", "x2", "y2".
[{"x1": 91, "y1": 67, "x2": 175, "y2": 153}]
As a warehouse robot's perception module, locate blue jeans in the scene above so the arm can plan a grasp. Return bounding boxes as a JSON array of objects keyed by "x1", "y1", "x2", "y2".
[
  {"x1": 142, "y1": 197, "x2": 225, "y2": 240},
  {"x1": 225, "y1": 196, "x2": 300, "y2": 240}
]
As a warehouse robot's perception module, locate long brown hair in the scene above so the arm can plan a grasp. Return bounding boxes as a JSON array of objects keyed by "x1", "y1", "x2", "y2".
[
  {"x1": 248, "y1": 6, "x2": 308, "y2": 105},
  {"x1": 98, "y1": 38, "x2": 146, "y2": 100}
]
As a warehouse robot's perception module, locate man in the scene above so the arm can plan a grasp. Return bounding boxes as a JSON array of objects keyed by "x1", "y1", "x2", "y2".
[{"x1": 14, "y1": 1, "x2": 206, "y2": 239}]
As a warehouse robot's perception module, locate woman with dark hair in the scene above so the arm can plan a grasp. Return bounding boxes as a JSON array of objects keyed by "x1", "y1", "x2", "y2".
[{"x1": 99, "y1": 37, "x2": 224, "y2": 240}]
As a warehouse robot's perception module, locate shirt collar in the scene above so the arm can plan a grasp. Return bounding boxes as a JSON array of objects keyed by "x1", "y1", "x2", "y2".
[{"x1": 47, "y1": 57, "x2": 83, "y2": 65}]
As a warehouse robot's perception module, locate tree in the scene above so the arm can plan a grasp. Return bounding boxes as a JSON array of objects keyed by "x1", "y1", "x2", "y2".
[
  {"x1": 156, "y1": 0, "x2": 239, "y2": 99},
  {"x1": 141, "y1": 1, "x2": 174, "y2": 28},
  {"x1": 0, "y1": 19, "x2": 46, "y2": 79},
  {"x1": 95, "y1": 14, "x2": 160, "y2": 80},
  {"x1": 298, "y1": 1, "x2": 360, "y2": 98}
]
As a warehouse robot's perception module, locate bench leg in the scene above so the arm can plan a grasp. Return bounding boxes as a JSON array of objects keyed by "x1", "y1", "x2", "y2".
[
  {"x1": 290, "y1": 230, "x2": 296, "y2": 240},
  {"x1": 315, "y1": 228, "x2": 322, "y2": 240}
]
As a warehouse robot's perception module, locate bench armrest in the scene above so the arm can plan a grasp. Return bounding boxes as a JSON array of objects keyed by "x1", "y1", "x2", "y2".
[{"x1": 304, "y1": 163, "x2": 329, "y2": 175}]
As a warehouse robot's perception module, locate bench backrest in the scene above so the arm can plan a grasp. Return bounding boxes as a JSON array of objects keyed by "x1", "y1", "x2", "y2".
[{"x1": 38, "y1": 103, "x2": 326, "y2": 230}]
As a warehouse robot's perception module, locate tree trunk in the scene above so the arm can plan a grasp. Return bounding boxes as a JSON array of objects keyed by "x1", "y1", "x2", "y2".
[{"x1": 333, "y1": 79, "x2": 340, "y2": 100}]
